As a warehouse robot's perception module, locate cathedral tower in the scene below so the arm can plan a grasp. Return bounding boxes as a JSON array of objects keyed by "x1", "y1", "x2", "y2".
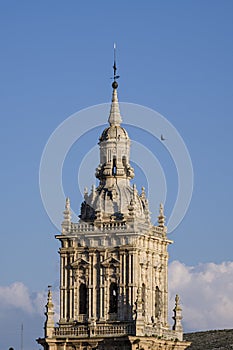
[{"x1": 37, "y1": 56, "x2": 190, "y2": 350}]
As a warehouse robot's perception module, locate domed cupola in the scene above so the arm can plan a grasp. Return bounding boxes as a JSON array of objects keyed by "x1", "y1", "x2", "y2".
[
  {"x1": 99, "y1": 124, "x2": 129, "y2": 143},
  {"x1": 96, "y1": 83, "x2": 134, "y2": 186}
]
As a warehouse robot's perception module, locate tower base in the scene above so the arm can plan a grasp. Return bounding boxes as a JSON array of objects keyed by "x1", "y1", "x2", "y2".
[{"x1": 37, "y1": 335, "x2": 191, "y2": 350}]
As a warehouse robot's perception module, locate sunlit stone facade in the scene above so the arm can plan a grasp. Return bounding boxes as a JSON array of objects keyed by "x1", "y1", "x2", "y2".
[{"x1": 37, "y1": 79, "x2": 190, "y2": 350}]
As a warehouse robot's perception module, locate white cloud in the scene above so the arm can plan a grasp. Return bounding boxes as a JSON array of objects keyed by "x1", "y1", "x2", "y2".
[
  {"x1": 0, "y1": 282, "x2": 60, "y2": 321},
  {"x1": 168, "y1": 260, "x2": 233, "y2": 332},
  {"x1": 0, "y1": 282, "x2": 34, "y2": 314},
  {"x1": 0, "y1": 283, "x2": 59, "y2": 350}
]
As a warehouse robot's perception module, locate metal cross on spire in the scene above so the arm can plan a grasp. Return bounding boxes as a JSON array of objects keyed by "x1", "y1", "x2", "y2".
[{"x1": 112, "y1": 43, "x2": 120, "y2": 88}]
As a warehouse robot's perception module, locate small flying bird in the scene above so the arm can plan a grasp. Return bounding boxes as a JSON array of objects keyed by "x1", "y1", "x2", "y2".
[{"x1": 161, "y1": 134, "x2": 166, "y2": 141}]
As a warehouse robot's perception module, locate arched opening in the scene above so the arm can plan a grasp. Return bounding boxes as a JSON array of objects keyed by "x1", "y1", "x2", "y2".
[
  {"x1": 122, "y1": 155, "x2": 126, "y2": 166},
  {"x1": 112, "y1": 156, "x2": 117, "y2": 176},
  {"x1": 79, "y1": 283, "x2": 87, "y2": 314},
  {"x1": 155, "y1": 286, "x2": 162, "y2": 318},
  {"x1": 142, "y1": 283, "x2": 146, "y2": 315},
  {"x1": 109, "y1": 282, "x2": 118, "y2": 313}
]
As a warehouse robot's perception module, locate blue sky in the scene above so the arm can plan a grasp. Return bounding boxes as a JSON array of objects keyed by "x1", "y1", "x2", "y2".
[{"x1": 0, "y1": 1, "x2": 233, "y2": 349}]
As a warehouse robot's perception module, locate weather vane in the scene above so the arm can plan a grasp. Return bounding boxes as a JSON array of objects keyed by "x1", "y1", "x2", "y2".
[{"x1": 112, "y1": 43, "x2": 120, "y2": 87}]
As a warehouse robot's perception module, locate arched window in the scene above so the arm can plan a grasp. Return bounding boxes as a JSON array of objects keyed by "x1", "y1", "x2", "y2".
[
  {"x1": 155, "y1": 286, "x2": 162, "y2": 318},
  {"x1": 122, "y1": 155, "x2": 126, "y2": 167},
  {"x1": 79, "y1": 283, "x2": 87, "y2": 314},
  {"x1": 109, "y1": 282, "x2": 118, "y2": 313},
  {"x1": 112, "y1": 156, "x2": 117, "y2": 176},
  {"x1": 142, "y1": 283, "x2": 146, "y2": 315}
]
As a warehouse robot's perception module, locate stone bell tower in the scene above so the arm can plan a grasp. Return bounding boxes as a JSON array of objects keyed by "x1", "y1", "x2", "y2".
[{"x1": 37, "y1": 55, "x2": 191, "y2": 350}]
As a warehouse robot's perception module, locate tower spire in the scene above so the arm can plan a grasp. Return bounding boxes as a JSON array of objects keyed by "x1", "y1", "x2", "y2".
[{"x1": 108, "y1": 43, "x2": 122, "y2": 126}]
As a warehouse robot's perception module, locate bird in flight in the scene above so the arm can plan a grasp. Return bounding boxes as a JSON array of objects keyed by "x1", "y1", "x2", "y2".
[{"x1": 161, "y1": 134, "x2": 166, "y2": 141}]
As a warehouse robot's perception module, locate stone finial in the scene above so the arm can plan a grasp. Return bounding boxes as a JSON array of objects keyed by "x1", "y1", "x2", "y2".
[
  {"x1": 135, "y1": 288, "x2": 145, "y2": 336},
  {"x1": 108, "y1": 88, "x2": 122, "y2": 126},
  {"x1": 133, "y1": 184, "x2": 138, "y2": 200},
  {"x1": 140, "y1": 186, "x2": 146, "y2": 199},
  {"x1": 128, "y1": 197, "x2": 136, "y2": 218},
  {"x1": 84, "y1": 187, "x2": 88, "y2": 201},
  {"x1": 63, "y1": 197, "x2": 71, "y2": 222},
  {"x1": 90, "y1": 184, "x2": 96, "y2": 202},
  {"x1": 95, "y1": 193, "x2": 103, "y2": 222},
  {"x1": 175, "y1": 294, "x2": 179, "y2": 304},
  {"x1": 140, "y1": 187, "x2": 151, "y2": 223},
  {"x1": 44, "y1": 286, "x2": 55, "y2": 338},
  {"x1": 172, "y1": 294, "x2": 183, "y2": 340},
  {"x1": 66, "y1": 197, "x2": 70, "y2": 207},
  {"x1": 47, "y1": 286, "x2": 53, "y2": 306},
  {"x1": 158, "y1": 203, "x2": 166, "y2": 227},
  {"x1": 62, "y1": 197, "x2": 71, "y2": 233}
]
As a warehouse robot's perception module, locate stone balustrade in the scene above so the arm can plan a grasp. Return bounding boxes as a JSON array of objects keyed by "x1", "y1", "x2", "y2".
[
  {"x1": 70, "y1": 221, "x2": 128, "y2": 233},
  {"x1": 54, "y1": 326, "x2": 88, "y2": 337},
  {"x1": 53, "y1": 323, "x2": 134, "y2": 337}
]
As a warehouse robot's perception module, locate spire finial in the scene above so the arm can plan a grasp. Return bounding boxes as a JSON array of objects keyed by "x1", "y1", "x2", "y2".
[
  {"x1": 65, "y1": 197, "x2": 70, "y2": 210},
  {"x1": 108, "y1": 44, "x2": 122, "y2": 126},
  {"x1": 63, "y1": 197, "x2": 71, "y2": 222},
  {"x1": 158, "y1": 203, "x2": 166, "y2": 227},
  {"x1": 62, "y1": 197, "x2": 71, "y2": 233},
  {"x1": 172, "y1": 294, "x2": 183, "y2": 338},
  {"x1": 44, "y1": 285, "x2": 55, "y2": 338},
  {"x1": 112, "y1": 43, "x2": 120, "y2": 89},
  {"x1": 47, "y1": 285, "x2": 53, "y2": 303}
]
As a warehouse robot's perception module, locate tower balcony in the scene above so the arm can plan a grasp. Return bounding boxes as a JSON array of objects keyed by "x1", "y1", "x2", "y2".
[
  {"x1": 53, "y1": 323, "x2": 135, "y2": 337},
  {"x1": 58, "y1": 219, "x2": 169, "y2": 249},
  {"x1": 67, "y1": 220, "x2": 166, "y2": 238}
]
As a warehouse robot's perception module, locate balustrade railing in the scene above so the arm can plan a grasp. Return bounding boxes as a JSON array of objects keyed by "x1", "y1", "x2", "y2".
[
  {"x1": 71, "y1": 221, "x2": 128, "y2": 233},
  {"x1": 54, "y1": 326, "x2": 88, "y2": 336},
  {"x1": 95, "y1": 324, "x2": 134, "y2": 336},
  {"x1": 54, "y1": 323, "x2": 134, "y2": 337}
]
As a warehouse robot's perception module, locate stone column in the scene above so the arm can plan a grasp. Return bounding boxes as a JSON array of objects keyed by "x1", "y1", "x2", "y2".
[
  {"x1": 70, "y1": 254, "x2": 74, "y2": 321},
  {"x1": 60, "y1": 254, "x2": 65, "y2": 321},
  {"x1": 92, "y1": 252, "x2": 97, "y2": 319}
]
